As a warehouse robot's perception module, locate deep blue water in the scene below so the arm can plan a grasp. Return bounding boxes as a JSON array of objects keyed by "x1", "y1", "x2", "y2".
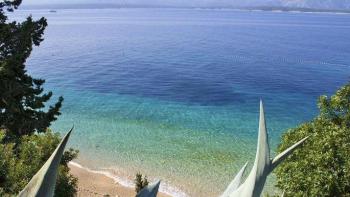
[{"x1": 11, "y1": 8, "x2": 350, "y2": 196}]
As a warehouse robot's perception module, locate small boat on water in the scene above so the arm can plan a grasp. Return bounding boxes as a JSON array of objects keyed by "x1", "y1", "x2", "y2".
[{"x1": 49, "y1": 10, "x2": 57, "y2": 13}]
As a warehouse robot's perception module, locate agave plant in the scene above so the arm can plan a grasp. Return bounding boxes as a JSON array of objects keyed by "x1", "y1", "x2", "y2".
[{"x1": 221, "y1": 101, "x2": 308, "y2": 197}]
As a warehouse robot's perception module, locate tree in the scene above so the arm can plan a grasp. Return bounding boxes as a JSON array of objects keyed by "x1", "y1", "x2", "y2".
[
  {"x1": 275, "y1": 83, "x2": 350, "y2": 197},
  {"x1": 0, "y1": 0, "x2": 63, "y2": 139},
  {"x1": 134, "y1": 173, "x2": 149, "y2": 194},
  {"x1": 0, "y1": 1, "x2": 78, "y2": 196}
]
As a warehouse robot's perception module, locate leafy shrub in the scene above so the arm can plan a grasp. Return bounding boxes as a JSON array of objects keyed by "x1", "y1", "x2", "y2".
[
  {"x1": 275, "y1": 83, "x2": 350, "y2": 197},
  {"x1": 0, "y1": 129, "x2": 78, "y2": 197}
]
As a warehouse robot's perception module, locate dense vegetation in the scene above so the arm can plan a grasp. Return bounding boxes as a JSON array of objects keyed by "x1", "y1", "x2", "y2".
[
  {"x1": 0, "y1": 0, "x2": 63, "y2": 140},
  {"x1": 275, "y1": 83, "x2": 350, "y2": 197},
  {"x1": 0, "y1": 0, "x2": 78, "y2": 196},
  {"x1": 0, "y1": 130, "x2": 78, "y2": 196}
]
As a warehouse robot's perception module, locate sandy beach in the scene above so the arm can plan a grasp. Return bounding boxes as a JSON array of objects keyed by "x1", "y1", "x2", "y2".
[{"x1": 69, "y1": 163, "x2": 170, "y2": 197}]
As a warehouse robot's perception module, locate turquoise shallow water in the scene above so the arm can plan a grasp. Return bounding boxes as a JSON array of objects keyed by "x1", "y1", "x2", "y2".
[
  {"x1": 11, "y1": 8, "x2": 350, "y2": 196},
  {"x1": 50, "y1": 88, "x2": 300, "y2": 196}
]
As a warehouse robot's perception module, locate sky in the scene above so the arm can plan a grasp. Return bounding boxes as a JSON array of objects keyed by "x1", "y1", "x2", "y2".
[{"x1": 22, "y1": 0, "x2": 350, "y2": 9}]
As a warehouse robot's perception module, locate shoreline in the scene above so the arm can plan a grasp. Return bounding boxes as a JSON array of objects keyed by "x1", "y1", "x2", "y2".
[{"x1": 68, "y1": 162, "x2": 176, "y2": 197}]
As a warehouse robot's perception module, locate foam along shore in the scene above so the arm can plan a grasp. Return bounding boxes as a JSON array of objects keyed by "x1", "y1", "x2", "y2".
[{"x1": 68, "y1": 162, "x2": 171, "y2": 197}]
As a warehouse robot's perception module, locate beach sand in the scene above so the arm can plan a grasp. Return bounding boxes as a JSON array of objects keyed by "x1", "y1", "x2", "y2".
[{"x1": 69, "y1": 163, "x2": 170, "y2": 197}]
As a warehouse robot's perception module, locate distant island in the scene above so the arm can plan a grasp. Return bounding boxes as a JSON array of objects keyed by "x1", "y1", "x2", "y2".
[{"x1": 240, "y1": 6, "x2": 350, "y2": 13}]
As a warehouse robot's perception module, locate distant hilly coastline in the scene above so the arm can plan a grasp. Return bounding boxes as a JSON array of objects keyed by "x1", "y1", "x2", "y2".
[
  {"x1": 20, "y1": 4, "x2": 350, "y2": 14},
  {"x1": 239, "y1": 6, "x2": 350, "y2": 13}
]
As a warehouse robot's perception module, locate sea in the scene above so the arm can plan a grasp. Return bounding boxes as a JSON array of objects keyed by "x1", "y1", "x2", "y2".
[{"x1": 10, "y1": 8, "x2": 350, "y2": 196}]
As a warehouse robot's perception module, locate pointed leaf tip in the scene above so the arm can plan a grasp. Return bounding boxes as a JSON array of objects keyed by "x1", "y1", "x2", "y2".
[
  {"x1": 271, "y1": 136, "x2": 309, "y2": 171},
  {"x1": 221, "y1": 162, "x2": 248, "y2": 197},
  {"x1": 256, "y1": 98, "x2": 270, "y2": 165}
]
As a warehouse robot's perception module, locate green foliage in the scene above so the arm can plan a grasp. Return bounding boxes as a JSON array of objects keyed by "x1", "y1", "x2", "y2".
[
  {"x1": 0, "y1": 2, "x2": 78, "y2": 196},
  {"x1": 318, "y1": 84, "x2": 350, "y2": 127},
  {"x1": 134, "y1": 173, "x2": 149, "y2": 194},
  {"x1": 0, "y1": 129, "x2": 79, "y2": 197},
  {"x1": 0, "y1": 0, "x2": 63, "y2": 139},
  {"x1": 263, "y1": 193, "x2": 276, "y2": 197},
  {"x1": 275, "y1": 83, "x2": 350, "y2": 197},
  {"x1": 55, "y1": 165, "x2": 78, "y2": 197}
]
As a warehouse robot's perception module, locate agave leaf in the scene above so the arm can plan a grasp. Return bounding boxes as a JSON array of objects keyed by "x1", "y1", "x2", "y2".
[
  {"x1": 221, "y1": 162, "x2": 248, "y2": 197},
  {"x1": 270, "y1": 136, "x2": 308, "y2": 171}
]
